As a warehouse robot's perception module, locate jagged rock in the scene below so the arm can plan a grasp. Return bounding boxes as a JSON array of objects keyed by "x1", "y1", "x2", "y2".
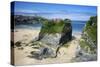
[
  {"x1": 59, "y1": 22, "x2": 72, "y2": 44},
  {"x1": 29, "y1": 47, "x2": 56, "y2": 60},
  {"x1": 77, "y1": 16, "x2": 97, "y2": 62},
  {"x1": 30, "y1": 19, "x2": 72, "y2": 59},
  {"x1": 29, "y1": 41, "x2": 57, "y2": 59},
  {"x1": 73, "y1": 50, "x2": 97, "y2": 62},
  {"x1": 40, "y1": 33, "x2": 62, "y2": 47},
  {"x1": 15, "y1": 41, "x2": 22, "y2": 47}
]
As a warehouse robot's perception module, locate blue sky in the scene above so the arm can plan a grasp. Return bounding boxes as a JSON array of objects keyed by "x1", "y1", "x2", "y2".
[{"x1": 12, "y1": 1, "x2": 97, "y2": 21}]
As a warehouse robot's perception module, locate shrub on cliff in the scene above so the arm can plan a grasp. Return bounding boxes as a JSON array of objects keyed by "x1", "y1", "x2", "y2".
[{"x1": 80, "y1": 16, "x2": 97, "y2": 54}]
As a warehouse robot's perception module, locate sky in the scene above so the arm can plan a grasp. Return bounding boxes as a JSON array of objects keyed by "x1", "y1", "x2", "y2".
[{"x1": 11, "y1": 1, "x2": 97, "y2": 21}]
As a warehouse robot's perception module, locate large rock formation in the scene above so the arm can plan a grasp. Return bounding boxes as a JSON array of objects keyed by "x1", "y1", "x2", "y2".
[
  {"x1": 81, "y1": 16, "x2": 97, "y2": 54},
  {"x1": 74, "y1": 16, "x2": 97, "y2": 62},
  {"x1": 29, "y1": 18, "x2": 72, "y2": 59}
]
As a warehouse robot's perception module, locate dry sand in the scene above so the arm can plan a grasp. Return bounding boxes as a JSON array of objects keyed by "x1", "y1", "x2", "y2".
[
  {"x1": 13, "y1": 29, "x2": 81, "y2": 66},
  {"x1": 14, "y1": 29, "x2": 40, "y2": 43}
]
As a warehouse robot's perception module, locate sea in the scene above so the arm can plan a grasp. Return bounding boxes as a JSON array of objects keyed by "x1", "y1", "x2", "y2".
[
  {"x1": 71, "y1": 21, "x2": 86, "y2": 34},
  {"x1": 15, "y1": 23, "x2": 42, "y2": 30},
  {"x1": 15, "y1": 21, "x2": 86, "y2": 35}
]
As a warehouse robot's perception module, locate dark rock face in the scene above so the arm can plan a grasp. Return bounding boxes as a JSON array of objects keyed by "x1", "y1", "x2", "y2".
[
  {"x1": 59, "y1": 22, "x2": 72, "y2": 44},
  {"x1": 38, "y1": 19, "x2": 72, "y2": 46},
  {"x1": 29, "y1": 19, "x2": 72, "y2": 59}
]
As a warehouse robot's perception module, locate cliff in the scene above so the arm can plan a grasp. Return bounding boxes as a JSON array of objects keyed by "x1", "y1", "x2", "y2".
[
  {"x1": 73, "y1": 16, "x2": 97, "y2": 62},
  {"x1": 80, "y1": 16, "x2": 97, "y2": 54},
  {"x1": 71, "y1": 16, "x2": 97, "y2": 62}
]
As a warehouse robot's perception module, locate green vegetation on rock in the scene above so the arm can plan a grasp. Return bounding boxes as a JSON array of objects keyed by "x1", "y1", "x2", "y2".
[
  {"x1": 84, "y1": 16, "x2": 97, "y2": 42},
  {"x1": 40, "y1": 19, "x2": 72, "y2": 34},
  {"x1": 41, "y1": 19, "x2": 64, "y2": 34},
  {"x1": 80, "y1": 16, "x2": 97, "y2": 54},
  {"x1": 38, "y1": 18, "x2": 72, "y2": 44}
]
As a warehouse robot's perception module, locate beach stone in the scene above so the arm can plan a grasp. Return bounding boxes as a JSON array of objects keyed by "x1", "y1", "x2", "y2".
[
  {"x1": 73, "y1": 49, "x2": 97, "y2": 62},
  {"x1": 29, "y1": 47, "x2": 56, "y2": 60}
]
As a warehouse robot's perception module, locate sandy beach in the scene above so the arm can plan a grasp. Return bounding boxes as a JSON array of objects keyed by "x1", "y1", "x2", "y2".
[
  {"x1": 14, "y1": 29, "x2": 40, "y2": 43},
  {"x1": 13, "y1": 28, "x2": 81, "y2": 65}
]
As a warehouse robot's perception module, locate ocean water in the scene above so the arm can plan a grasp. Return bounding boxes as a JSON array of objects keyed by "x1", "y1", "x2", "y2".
[
  {"x1": 15, "y1": 23, "x2": 42, "y2": 30},
  {"x1": 72, "y1": 21, "x2": 86, "y2": 33},
  {"x1": 15, "y1": 21, "x2": 86, "y2": 34}
]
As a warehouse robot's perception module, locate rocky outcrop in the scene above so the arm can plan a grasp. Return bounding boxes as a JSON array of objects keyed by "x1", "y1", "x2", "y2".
[
  {"x1": 81, "y1": 16, "x2": 97, "y2": 54},
  {"x1": 29, "y1": 19, "x2": 72, "y2": 59},
  {"x1": 59, "y1": 21, "x2": 72, "y2": 44},
  {"x1": 82, "y1": 32, "x2": 97, "y2": 52},
  {"x1": 75, "y1": 16, "x2": 97, "y2": 62},
  {"x1": 29, "y1": 41, "x2": 57, "y2": 60},
  {"x1": 40, "y1": 33, "x2": 62, "y2": 47},
  {"x1": 72, "y1": 50, "x2": 97, "y2": 62},
  {"x1": 13, "y1": 15, "x2": 47, "y2": 25}
]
